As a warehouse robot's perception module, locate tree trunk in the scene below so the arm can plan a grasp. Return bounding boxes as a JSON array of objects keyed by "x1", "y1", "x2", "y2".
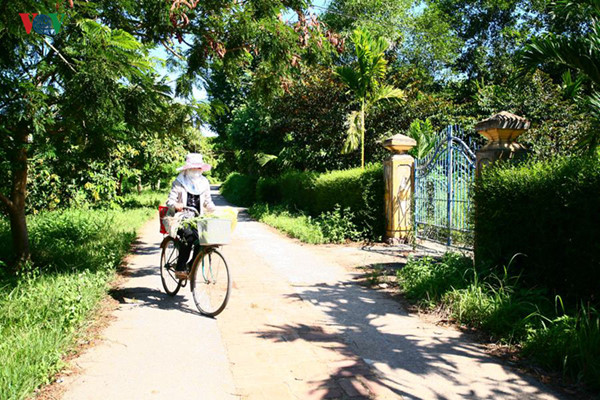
[
  {"x1": 9, "y1": 208, "x2": 29, "y2": 264},
  {"x1": 8, "y1": 136, "x2": 30, "y2": 264},
  {"x1": 137, "y1": 176, "x2": 142, "y2": 194},
  {"x1": 116, "y1": 174, "x2": 123, "y2": 196},
  {"x1": 156, "y1": 179, "x2": 161, "y2": 190},
  {"x1": 360, "y1": 100, "x2": 366, "y2": 169}
]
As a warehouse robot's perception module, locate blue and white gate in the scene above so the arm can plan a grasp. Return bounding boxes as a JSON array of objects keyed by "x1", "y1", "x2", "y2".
[{"x1": 414, "y1": 125, "x2": 477, "y2": 247}]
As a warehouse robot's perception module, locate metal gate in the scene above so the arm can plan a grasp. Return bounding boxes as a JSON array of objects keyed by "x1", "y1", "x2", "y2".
[{"x1": 414, "y1": 125, "x2": 477, "y2": 247}]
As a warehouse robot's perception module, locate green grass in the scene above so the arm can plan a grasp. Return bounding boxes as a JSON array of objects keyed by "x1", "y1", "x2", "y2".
[
  {"x1": 249, "y1": 203, "x2": 325, "y2": 244},
  {"x1": 0, "y1": 195, "x2": 156, "y2": 400},
  {"x1": 441, "y1": 269, "x2": 548, "y2": 341},
  {"x1": 119, "y1": 189, "x2": 167, "y2": 209},
  {"x1": 523, "y1": 303, "x2": 600, "y2": 389},
  {"x1": 396, "y1": 253, "x2": 473, "y2": 307},
  {"x1": 396, "y1": 254, "x2": 600, "y2": 391},
  {"x1": 249, "y1": 203, "x2": 365, "y2": 244}
]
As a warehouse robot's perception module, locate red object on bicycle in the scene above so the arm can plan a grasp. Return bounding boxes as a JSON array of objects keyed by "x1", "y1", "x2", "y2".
[{"x1": 159, "y1": 206, "x2": 168, "y2": 235}]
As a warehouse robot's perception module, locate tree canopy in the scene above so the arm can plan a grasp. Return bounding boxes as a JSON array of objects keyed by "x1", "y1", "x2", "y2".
[{"x1": 2, "y1": 0, "x2": 598, "y2": 266}]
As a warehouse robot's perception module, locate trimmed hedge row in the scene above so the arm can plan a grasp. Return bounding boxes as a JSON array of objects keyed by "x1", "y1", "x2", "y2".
[
  {"x1": 474, "y1": 156, "x2": 600, "y2": 301},
  {"x1": 220, "y1": 173, "x2": 257, "y2": 207},
  {"x1": 222, "y1": 164, "x2": 385, "y2": 239}
]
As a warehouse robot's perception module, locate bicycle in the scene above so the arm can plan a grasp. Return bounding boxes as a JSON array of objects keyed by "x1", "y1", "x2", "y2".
[{"x1": 159, "y1": 206, "x2": 231, "y2": 317}]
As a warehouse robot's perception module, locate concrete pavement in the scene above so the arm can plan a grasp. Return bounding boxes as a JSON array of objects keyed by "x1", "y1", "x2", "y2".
[
  {"x1": 58, "y1": 218, "x2": 238, "y2": 400},
  {"x1": 55, "y1": 187, "x2": 566, "y2": 399}
]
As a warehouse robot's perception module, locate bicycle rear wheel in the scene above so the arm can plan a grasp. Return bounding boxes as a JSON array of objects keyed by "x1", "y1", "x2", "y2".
[
  {"x1": 191, "y1": 248, "x2": 231, "y2": 316},
  {"x1": 160, "y1": 237, "x2": 182, "y2": 296}
]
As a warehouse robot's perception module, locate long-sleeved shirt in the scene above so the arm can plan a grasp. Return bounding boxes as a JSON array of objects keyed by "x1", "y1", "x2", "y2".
[{"x1": 166, "y1": 175, "x2": 216, "y2": 217}]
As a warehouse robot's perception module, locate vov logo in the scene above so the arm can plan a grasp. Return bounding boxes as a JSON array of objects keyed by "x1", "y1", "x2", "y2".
[{"x1": 19, "y1": 13, "x2": 65, "y2": 35}]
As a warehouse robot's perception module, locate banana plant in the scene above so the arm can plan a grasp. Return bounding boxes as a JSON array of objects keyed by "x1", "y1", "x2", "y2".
[{"x1": 407, "y1": 118, "x2": 437, "y2": 159}]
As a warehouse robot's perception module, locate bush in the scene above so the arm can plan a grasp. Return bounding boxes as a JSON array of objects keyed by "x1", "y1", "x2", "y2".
[
  {"x1": 255, "y1": 176, "x2": 282, "y2": 204},
  {"x1": 474, "y1": 156, "x2": 600, "y2": 302},
  {"x1": 397, "y1": 253, "x2": 473, "y2": 307},
  {"x1": 316, "y1": 205, "x2": 364, "y2": 243},
  {"x1": 311, "y1": 165, "x2": 383, "y2": 230},
  {"x1": 220, "y1": 173, "x2": 257, "y2": 207},
  {"x1": 249, "y1": 203, "x2": 365, "y2": 244},
  {"x1": 256, "y1": 164, "x2": 384, "y2": 239},
  {"x1": 256, "y1": 171, "x2": 316, "y2": 207}
]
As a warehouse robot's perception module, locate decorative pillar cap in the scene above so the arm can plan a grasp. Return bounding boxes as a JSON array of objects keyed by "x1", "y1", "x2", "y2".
[
  {"x1": 475, "y1": 111, "x2": 530, "y2": 143},
  {"x1": 383, "y1": 134, "x2": 416, "y2": 154}
]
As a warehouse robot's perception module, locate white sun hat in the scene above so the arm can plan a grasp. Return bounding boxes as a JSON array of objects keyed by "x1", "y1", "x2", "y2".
[{"x1": 177, "y1": 153, "x2": 212, "y2": 172}]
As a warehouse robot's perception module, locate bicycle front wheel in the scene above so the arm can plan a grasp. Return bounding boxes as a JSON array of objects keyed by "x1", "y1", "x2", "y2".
[
  {"x1": 191, "y1": 248, "x2": 231, "y2": 316},
  {"x1": 160, "y1": 237, "x2": 182, "y2": 296}
]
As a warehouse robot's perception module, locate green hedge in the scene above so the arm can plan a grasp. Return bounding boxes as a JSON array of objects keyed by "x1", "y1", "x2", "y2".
[
  {"x1": 474, "y1": 156, "x2": 600, "y2": 301},
  {"x1": 220, "y1": 173, "x2": 257, "y2": 207},
  {"x1": 256, "y1": 171, "x2": 316, "y2": 207},
  {"x1": 223, "y1": 165, "x2": 384, "y2": 239},
  {"x1": 256, "y1": 164, "x2": 385, "y2": 239}
]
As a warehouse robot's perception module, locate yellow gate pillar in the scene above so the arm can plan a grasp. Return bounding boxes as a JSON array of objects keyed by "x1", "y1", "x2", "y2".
[{"x1": 383, "y1": 134, "x2": 417, "y2": 244}]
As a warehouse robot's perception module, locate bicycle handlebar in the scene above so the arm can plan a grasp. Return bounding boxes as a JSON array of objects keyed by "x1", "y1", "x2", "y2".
[{"x1": 182, "y1": 206, "x2": 200, "y2": 216}]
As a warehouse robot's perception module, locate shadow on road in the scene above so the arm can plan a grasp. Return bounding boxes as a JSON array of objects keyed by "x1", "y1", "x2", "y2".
[
  {"x1": 129, "y1": 240, "x2": 159, "y2": 256},
  {"x1": 108, "y1": 286, "x2": 205, "y2": 318},
  {"x1": 121, "y1": 265, "x2": 157, "y2": 278},
  {"x1": 249, "y1": 280, "x2": 561, "y2": 399}
]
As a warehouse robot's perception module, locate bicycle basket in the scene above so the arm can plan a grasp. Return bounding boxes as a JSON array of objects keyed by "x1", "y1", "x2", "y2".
[
  {"x1": 198, "y1": 218, "x2": 232, "y2": 245},
  {"x1": 158, "y1": 206, "x2": 168, "y2": 235}
]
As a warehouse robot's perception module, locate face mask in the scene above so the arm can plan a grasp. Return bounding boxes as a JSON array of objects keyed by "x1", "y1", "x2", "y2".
[{"x1": 187, "y1": 170, "x2": 203, "y2": 180}]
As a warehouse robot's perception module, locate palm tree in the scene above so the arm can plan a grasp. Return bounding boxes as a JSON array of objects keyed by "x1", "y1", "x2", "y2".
[
  {"x1": 335, "y1": 29, "x2": 404, "y2": 168},
  {"x1": 520, "y1": 0, "x2": 600, "y2": 148},
  {"x1": 521, "y1": 0, "x2": 600, "y2": 85}
]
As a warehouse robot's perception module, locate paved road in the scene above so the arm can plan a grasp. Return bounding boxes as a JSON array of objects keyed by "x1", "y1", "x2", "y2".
[{"x1": 57, "y1": 188, "x2": 565, "y2": 400}]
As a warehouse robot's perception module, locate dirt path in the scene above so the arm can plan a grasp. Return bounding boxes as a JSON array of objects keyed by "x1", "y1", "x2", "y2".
[{"x1": 56, "y1": 188, "x2": 565, "y2": 400}]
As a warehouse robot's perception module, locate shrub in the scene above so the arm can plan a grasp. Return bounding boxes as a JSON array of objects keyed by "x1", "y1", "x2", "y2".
[
  {"x1": 397, "y1": 253, "x2": 473, "y2": 307},
  {"x1": 249, "y1": 203, "x2": 367, "y2": 244},
  {"x1": 316, "y1": 205, "x2": 364, "y2": 243},
  {"x1": 255, "y1": 164, "x2": 384, "y2": 239},
  {"x1": 220, "y1": 173, "x2": 257, "y2": 207},
  {"x1": 474, "y1": 156, "x2": 600, "y2": 302},
  {"x1": 255, "y1": 176, "x2": 282, "y2": 204},
  {"x1": 311, "y1": 164, "x2": 383, "y2": 227},
  {"x1": 256, "y1": 171, "x2": 316, "y2": 207}
]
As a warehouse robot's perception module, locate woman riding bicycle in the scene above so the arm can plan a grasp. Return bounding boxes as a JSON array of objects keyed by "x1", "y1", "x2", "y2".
[{"x1": 166, "y1": 153, "x2": 216, "y2": 280}]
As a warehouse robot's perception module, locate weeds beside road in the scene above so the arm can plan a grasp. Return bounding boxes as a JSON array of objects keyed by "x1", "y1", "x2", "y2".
[{"x1": 395, "y1": 254, "x2": 600, "y2": 393}]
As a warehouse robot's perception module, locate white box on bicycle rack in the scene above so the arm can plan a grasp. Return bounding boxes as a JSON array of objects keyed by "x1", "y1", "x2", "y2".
[{"x1": 198, "y1": 218, "x2": 232, "y2": 245}]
